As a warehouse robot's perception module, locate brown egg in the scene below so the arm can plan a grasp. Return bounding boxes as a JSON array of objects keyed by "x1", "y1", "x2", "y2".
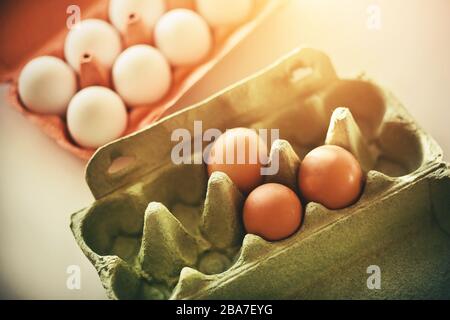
[
  {"x1": 243, "y1": 183, "x2": 303, "y2": 241},
  {"x1": 298, "y1": 145, "x2": 363, "y2": 210},
  {"x1": 207, "y1": 128, "x2": 267, "y2": 194}
]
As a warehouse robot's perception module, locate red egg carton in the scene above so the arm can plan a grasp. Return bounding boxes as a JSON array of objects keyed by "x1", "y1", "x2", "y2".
[{"x1": 0, "y1": 0, "x2": 285, "y2": 160}]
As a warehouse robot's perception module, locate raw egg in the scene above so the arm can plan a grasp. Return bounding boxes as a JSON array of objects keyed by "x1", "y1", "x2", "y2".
[
  {"x1": 18, "y1": 56, "x2": 77, "y2": 115},
  {"x1": 243, "y1": 183, "x2": 303, "y2": 241},
  {"x1": 67, "y1": 86, "x2": 128, "y2": 149},
  {"x1": 154, "y1": 9, "x2": 212, "y2": 66},
  {"x1": 207, "y1": 128, "x2": 267, "y2": 194},
  {"x1": 109, "y1": 0, "x2": 166, "y2": 33},
  {"x1": 298, "y1": 145, "x2": 364, "y2": 210},
  {"x1": 64, "y1": 19, "x2": 122, "y2": 72},
  {"x1": 112, "y1": 45, "x2": 172, "y2": 106},
  {"x1": 195, "y1": 0, "x2": 254, "y2": 27}
]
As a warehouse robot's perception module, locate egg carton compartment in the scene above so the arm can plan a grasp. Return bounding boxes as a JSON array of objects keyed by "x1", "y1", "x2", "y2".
[
  {"x1": 1, "y1": 0, "x2": 285, "y2": 159},
  {"x1": 71, "y1": 48, "x2": 450, "y2": 299}
]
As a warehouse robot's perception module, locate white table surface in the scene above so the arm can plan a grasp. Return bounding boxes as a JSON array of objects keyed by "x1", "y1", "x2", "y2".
[{"x1": 1, "y1": 0, "x2": 449, "y2": 299}]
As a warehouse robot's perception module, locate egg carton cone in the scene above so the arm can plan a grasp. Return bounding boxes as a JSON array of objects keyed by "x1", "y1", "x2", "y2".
[
  {"x1": 70, "y1": 48, "x2": 450, "y2": 299},
  {"x1": 1, "y1": 0, "x2": 286, "y2": 160}
]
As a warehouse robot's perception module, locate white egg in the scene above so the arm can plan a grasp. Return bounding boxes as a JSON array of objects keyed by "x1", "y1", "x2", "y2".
[
  {"x1": 67, "y1": 86, "x2": 128, "y2": 149},
  {"x1": 64, "y1": 19, "x2": 122, "y2": 72},
  {"x1": 18, "y1": 56, "x2": 77, "y2": 115},
  {"x1": 195, "y1": 0, "x2": 254, "y2": 26},
  {"x1": 109, "y1": 0, "x2": 166, "y2": 33},
  {"x1": 154, "y1": 9, "x2": 212, "y2": 66},
  {"x1": 112, "y1": 45, "x2": 172, "y2": 106}
]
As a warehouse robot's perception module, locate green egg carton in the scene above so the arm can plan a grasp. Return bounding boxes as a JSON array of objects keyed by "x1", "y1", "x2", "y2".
[{"x1": 70, "y1": 48, "x2": 450, "y2": 300}]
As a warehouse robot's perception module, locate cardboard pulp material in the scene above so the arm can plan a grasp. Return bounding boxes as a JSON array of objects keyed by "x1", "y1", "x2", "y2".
[
  {"x1": 71, "y1": 48, "x2": 450, "y2": 299},
  {"x1": 0, "y1": 0, "x2": 285, "y2": 160}
]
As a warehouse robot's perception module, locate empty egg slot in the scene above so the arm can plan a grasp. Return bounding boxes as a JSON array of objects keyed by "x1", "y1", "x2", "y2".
[
  {"x1": 197, "y1": 250, "x2": 234, "y2": 275},
  {"x1": 374, "y1": 121, "x2": 424, "y2": 177},
  {"x1": 97, "y1": 255, "x2": 175, "y2": 300},
  {"x1": 139, "y1": 162, "x2": 207, "y2": 226},
  {"x1": 138, "y1": 281, "x2": 172, "y2": 300},
  {"x1": 81, "y1": 194, "x2": 145, "y2": 263}
]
